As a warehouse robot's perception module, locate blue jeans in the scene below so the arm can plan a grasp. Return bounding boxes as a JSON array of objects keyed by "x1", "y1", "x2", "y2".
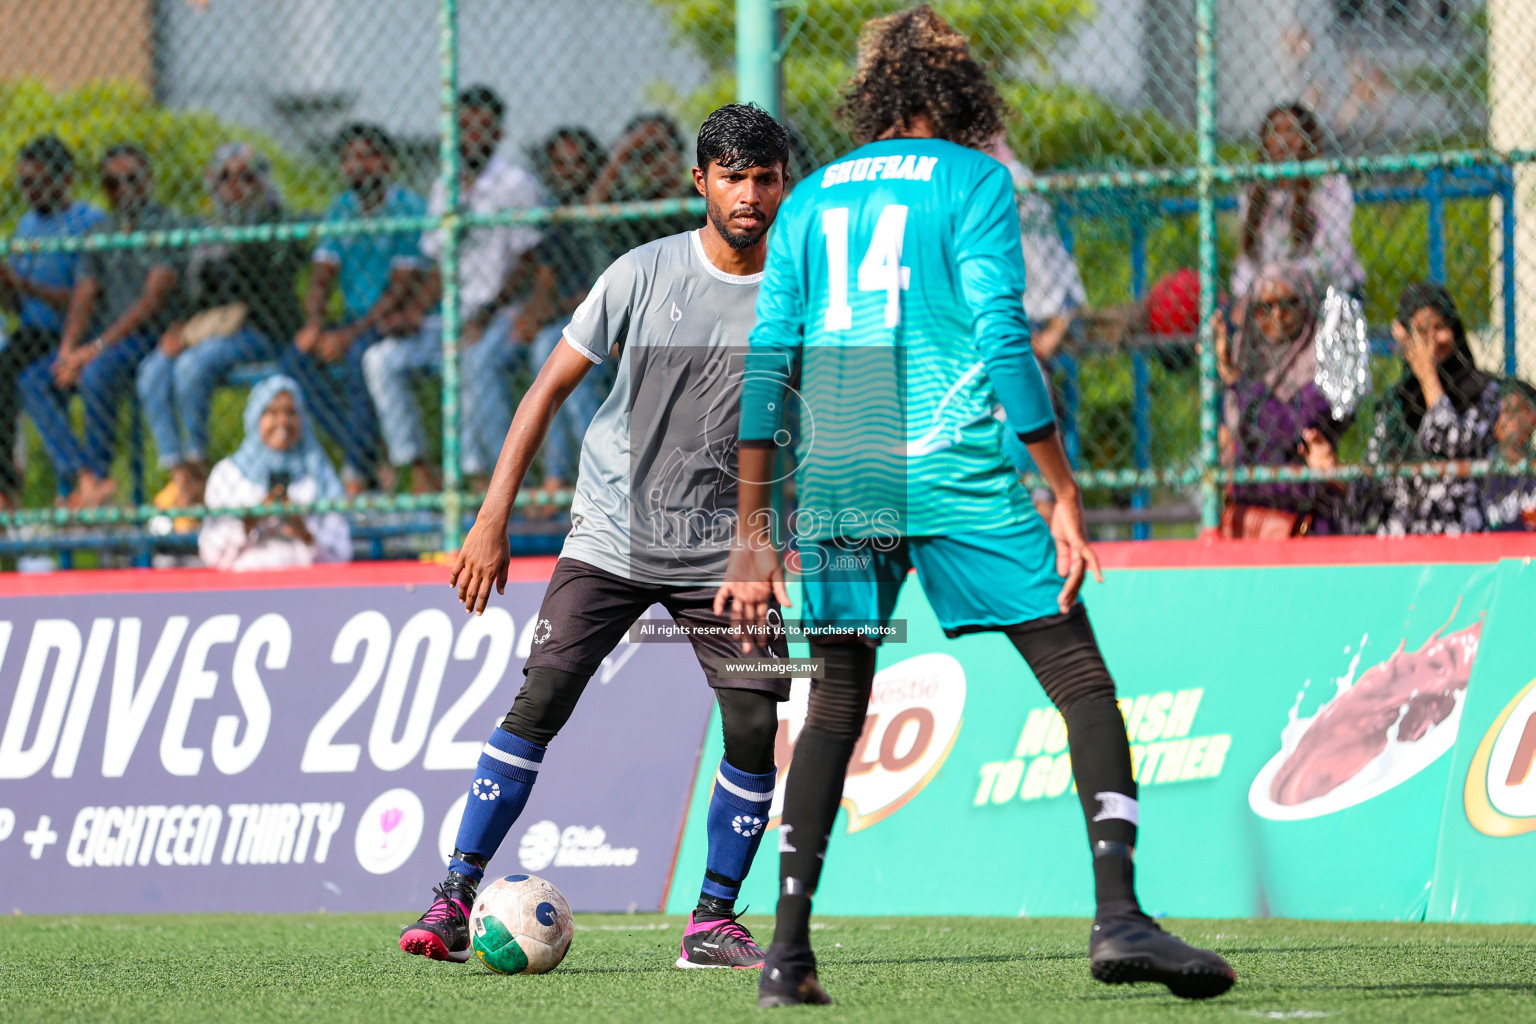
[
  {"x1": 361, "y1": 313, "x2": 612, "y2": 479},
  {"x1": 361, "y1": 315, "x2": 452, "y2": 469},
  {"x1": 280, "y1": 326, "x2": 382, "y2": 481},
  {"x1": 21, "y1": 332, "x2": 156, "y2": 481},
  {"x1": 136, "y1": 327, "x2": 276, "y2": 468}
]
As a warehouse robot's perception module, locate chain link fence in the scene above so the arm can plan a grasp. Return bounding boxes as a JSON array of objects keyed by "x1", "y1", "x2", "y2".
[{"x1": 0, "y1": 0, "x2": 1531, "y2": 566}]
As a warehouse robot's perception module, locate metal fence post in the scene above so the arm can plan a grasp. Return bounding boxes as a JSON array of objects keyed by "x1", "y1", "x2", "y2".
[
  {"x1": 438, "y1": 0, "x2": 464, "y2": 552},
  {"x1": 1426, "y1": 167, "x2": 1447, "y2": 284},
  {"x1": 1501, "y1": 168, "x2": 1520, "y2": 376},
  {"x1": 736, "y1": 0, "x2": 780, "y2": 118},
  {"x1": 1195, "y1": 0, "x2": 1220, "y2": 534}
]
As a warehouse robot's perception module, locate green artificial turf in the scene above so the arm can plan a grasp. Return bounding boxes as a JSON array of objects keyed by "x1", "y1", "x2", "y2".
[{"x1": 0, "y1": 914, "x2": 1532, "y2": 1024}]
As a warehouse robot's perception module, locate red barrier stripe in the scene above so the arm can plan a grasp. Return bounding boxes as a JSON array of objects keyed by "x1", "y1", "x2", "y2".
[
  {"x1": 2, "y1": 533, "x2": 1533, "y2": 597},
  {"x1": 0, "y1": 556, "x2": 561, "y2": 596}
]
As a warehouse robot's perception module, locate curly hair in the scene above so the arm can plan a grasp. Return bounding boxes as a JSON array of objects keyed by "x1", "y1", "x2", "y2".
[{"x1": 837, "y1": 5, "x2": 1006, "y2": 150}]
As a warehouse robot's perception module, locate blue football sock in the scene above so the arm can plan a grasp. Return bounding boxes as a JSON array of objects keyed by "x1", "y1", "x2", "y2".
[
  {"x1": 700, "y1": 758, "x2": 777, "y2": 906},
  {"x1": 448, "y1": 728, "x2": 546, "y2": 882}
]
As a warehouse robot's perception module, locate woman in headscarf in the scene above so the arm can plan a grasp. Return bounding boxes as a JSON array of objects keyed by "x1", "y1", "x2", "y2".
[
  {"x1": 138, "y1": 142, "x2": 307, "y2": 513},
  {"x1": 1303, "y1": 283, "x2": 1500, "y2": 535},
  {"x1": 1213, "y1": 262, "x2": 1352, "y2": 533},
  {"x1": 199, "y1": 375, "x2": 350, "y2": 570}
]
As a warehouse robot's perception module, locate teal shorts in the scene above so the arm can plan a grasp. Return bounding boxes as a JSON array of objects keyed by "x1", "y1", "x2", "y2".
[{"x1": 797, "y1": 519, "x2": 1065, "y2": 641}]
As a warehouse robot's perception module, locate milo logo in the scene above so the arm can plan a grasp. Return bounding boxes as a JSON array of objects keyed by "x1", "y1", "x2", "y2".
[
  {"x1": 1465, "y1": 676, "x2": 1536, "y2": 837},
  {"x1": 767, "y1": 653, "x2": 965, "y2": 832}
]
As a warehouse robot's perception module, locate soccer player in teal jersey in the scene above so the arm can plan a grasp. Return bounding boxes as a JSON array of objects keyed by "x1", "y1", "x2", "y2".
[{"x1": 716, "y1": 7, "x2": 1235, "y2": 1007}]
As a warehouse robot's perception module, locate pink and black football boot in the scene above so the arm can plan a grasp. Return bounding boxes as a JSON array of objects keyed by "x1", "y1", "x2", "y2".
[
  {"x1": 676, "y1": 909, "x2": 767, "y2": 969},
  {"x1": 399, "y1": 882, "x2": 473, "y2": 962}
]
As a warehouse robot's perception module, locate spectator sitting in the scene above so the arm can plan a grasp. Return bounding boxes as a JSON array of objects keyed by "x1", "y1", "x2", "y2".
[
  {"x1": 1304, "y1": 283, "x2": 1499, "y2": 535},
  {"x1": 199, "y1": 375, "x2": 350, "y2": 570},
  {"x1": 1231, "y1": 103, "x2": 1365, "y2": 302},
  {"x1": 587, "y1": 112, "x2": 698, "y2": 254},
  {"x1": 513, "y1": 126, "x2": 613, "y2": 506},
  {"x1": 137, "y1": 143, "x2": 306, "y2": 511},
  {"x1": 285, "y1": 123, "x2": 428, "y2": 496},
  {"x1": 1212, "y1": 263, "x2": 1350, "y2": 534},
  {"x1": 1486, "y1": 378, "x2": 1536, "y2": 531},
  {"x1": 362, "y1": 85, "x2": 544, "y2": 493},
  {"x1": 0, "y1": 136, "x2": 108, "y2": 510},
  {"x1": 20, "y1": 143, "x2": 182, "y2": 509}
]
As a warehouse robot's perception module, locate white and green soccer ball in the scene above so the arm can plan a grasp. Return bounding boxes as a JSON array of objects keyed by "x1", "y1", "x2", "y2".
[{"x1": 469, "y1": 873, "x2": 574, "y2": 974}]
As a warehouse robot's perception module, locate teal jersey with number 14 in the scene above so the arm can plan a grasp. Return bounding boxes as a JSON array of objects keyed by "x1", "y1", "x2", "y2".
[{"x1": 739, "y1": 137, "x2": 1055, "y2": 541}]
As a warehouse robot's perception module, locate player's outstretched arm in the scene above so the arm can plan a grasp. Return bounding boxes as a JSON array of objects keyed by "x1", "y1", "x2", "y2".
[
  {"x1": 1025, "y1": 428, "x2": 1104, "y2": 613},
  {"x1": 451, "y1": 341, "x2": 593, "y2": 614},
  {"x1": 714, "y1": 444, "x2": 791, "y2": 653}
]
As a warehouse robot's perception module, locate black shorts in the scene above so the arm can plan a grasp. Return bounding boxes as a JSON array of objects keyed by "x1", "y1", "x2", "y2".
[{"x1": 522, "y1": 558, "x2": 791, "y2": 699}]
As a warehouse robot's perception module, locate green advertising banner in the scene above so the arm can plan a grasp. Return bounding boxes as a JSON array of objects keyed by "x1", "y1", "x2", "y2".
[
  {"x1": 1429, "y1": 558, "x2": 1536, "y2": 923},
  {"x1": 667, "y1": 556, "x2": 1506, "y2": 921}
]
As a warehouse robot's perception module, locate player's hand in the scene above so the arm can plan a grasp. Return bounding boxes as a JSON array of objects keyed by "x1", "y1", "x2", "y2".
[
  {"x1": 450, "y1": 516, "x2": 511, "y2": 615},
  {"x1": 714, "y1": 543, "x2": 791, "y2": 654},
  {"x1": 1049, "y1": 492, "x2": 1103, "y2": 613}
]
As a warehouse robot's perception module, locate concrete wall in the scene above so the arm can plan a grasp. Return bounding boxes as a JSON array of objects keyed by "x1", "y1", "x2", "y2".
[{"x1": 0, "y1": 0, "x2": 154, "y2": 90}]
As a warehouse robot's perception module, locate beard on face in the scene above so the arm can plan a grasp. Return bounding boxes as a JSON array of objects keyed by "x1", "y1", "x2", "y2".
[
  {"x1": 462, "y1": 142, "x2": 495, "y2": 177},
  {"x1": 348, "y1": 172, "x2": 387, "y2": 200},
  {"x1": 706, "y1": 193, "x2": 765, "y2": 251}
]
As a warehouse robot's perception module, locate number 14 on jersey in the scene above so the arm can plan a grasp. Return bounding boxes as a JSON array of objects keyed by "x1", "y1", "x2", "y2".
[{"x1": 822, "y1": 205, "x2": 911, "y2": 331}]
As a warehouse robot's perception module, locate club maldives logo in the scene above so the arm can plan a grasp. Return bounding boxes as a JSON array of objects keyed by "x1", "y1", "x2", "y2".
[
  {"x1": 353, "y1": 788, "x2": 424, "y2": 875},
  {"x1": 1464, "y1": 676, "x2": 1536, "y2": 837},
  {"x1": 517, "y1": 820, "x2": 639, "y2": 870},
  {"x1": 768, "y1": 652, "x2": 965, "y2": 833}
]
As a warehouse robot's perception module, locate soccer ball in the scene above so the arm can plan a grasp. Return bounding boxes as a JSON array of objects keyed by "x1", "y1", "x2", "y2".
[{"x1": 469, "y1": 873, "x2": 574, "y2": 974}]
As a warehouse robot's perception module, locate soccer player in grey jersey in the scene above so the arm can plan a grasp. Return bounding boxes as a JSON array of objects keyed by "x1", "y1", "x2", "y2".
[{"x1": 400, "y1": 105, "x2": 792, "y2": 971}]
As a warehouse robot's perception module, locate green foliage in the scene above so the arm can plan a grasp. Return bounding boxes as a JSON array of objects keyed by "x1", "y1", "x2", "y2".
[
  {"x1": 648, "y1": 0, "x2": 1194, "y2": 172},
  {"x1": 0, "y1": 78, "x2": 335, "y2": 232}
]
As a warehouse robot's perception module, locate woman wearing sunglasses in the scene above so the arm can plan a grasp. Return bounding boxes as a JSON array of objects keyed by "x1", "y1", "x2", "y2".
[
  {"x1": 135, "y1": 142, "x2": 305, "y2": 512},
  {"x1": 1212, "y1": 263, "x2": 1354, "y2": 536}
]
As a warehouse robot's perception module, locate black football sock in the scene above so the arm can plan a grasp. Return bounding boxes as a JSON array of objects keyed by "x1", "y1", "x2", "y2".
[
  {"x1": 696, "y1": 893, "x2": 736, "y2": 919},
  {"x1": 774, "y1": 724, "x2": 860, "y2": 948},
  {"x1": 1006, "y1": 608, "x2": 1141, "y2": 913},
  {"x1": 774, "y1": 644, "x2": 876, "y2": 951},
  {"x1": 1062, "y1": 698, "x2": 1141, "y2": 911}
]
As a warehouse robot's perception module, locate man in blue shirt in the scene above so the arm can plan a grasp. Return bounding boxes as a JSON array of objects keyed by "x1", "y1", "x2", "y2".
[
  {"x1": 281, "y1": 122, "x2": 428, "y2": 493},
  {"x1": 20, "y1": 143, "x2": 182, "y2": 509},
  {"x1": 0, "y1": 136, "x2": 108, "y2": 507},
  {"x1": 716, "y1": 6, "x2": 1234, "y2": 1007}
]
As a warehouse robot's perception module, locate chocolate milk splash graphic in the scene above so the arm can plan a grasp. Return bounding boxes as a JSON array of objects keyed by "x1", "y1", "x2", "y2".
[{"x1": 1248, "y1": 611, "x2": 1483, "y2": 821}]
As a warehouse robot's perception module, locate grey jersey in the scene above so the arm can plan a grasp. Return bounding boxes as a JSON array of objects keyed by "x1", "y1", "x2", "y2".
[{"x1": 560, "y1": 229, "x2": 762, "y2": 584}]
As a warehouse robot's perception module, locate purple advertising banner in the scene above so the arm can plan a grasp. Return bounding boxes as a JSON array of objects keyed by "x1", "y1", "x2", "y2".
[{"x1": 0, "y1": 562, "x2": 713, "y2": 914}]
